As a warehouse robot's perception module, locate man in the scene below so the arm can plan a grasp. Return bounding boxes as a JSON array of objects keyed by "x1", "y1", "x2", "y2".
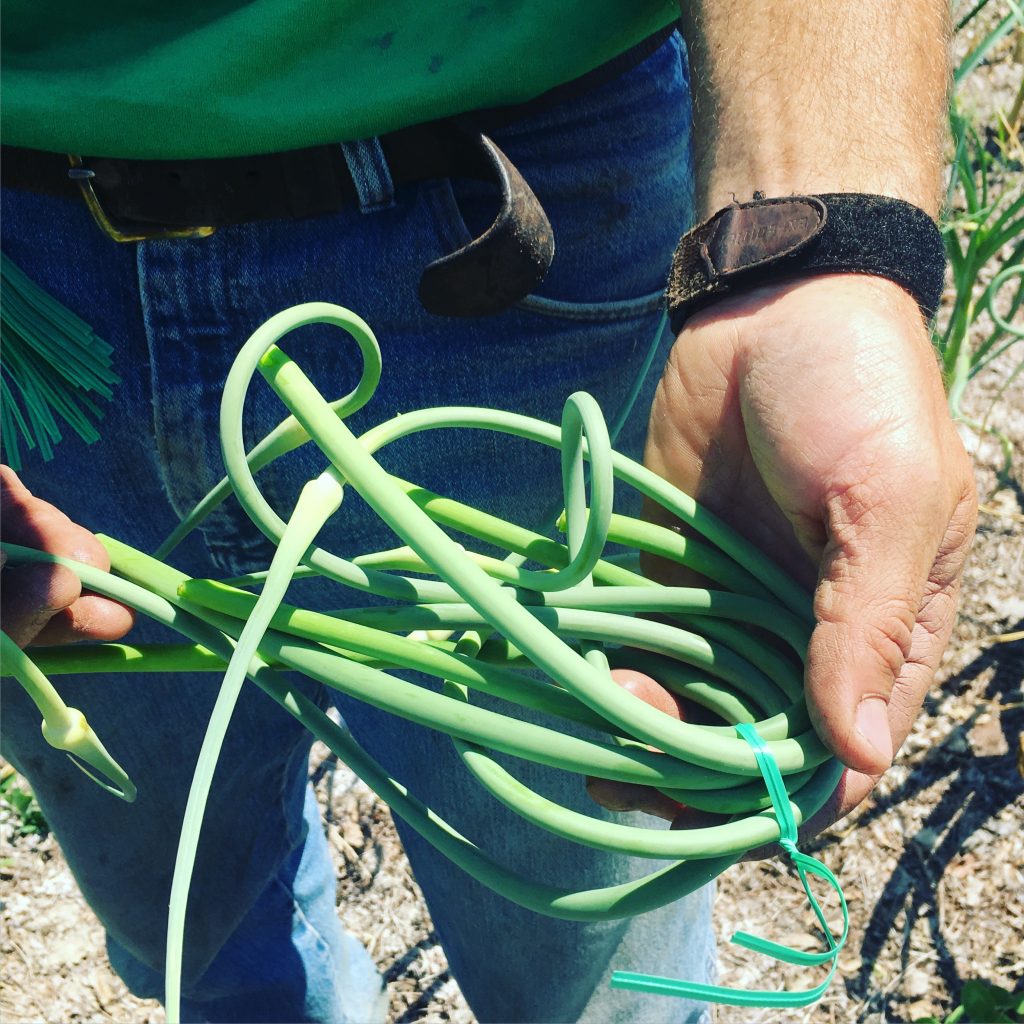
[{"x1": 0, "y1": 2, "x2": 976, "y2": 1021}]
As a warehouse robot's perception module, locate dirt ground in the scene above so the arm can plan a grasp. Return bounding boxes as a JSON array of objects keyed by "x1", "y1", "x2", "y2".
[{"x1": 2, "y1": 14, "x2": 1022, "y2": 1024}]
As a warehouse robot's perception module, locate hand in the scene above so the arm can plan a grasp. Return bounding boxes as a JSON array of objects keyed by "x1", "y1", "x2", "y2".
[
  {"x1": 591, "y1": 273, "x2": 977, "y2": 836},
  {"x1": 0, "y1": 465, "x2": 134, "y2": 648}
]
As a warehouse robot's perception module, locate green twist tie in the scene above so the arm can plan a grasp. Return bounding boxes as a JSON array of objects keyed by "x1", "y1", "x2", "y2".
[{"x1": 610, "y1": 721, "x2": 849, "y2": 1008}]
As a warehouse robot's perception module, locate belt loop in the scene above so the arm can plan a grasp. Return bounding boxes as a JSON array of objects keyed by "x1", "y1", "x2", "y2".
[{"x1": 339, "y1": 137, "x2": 396, "y2": 213}]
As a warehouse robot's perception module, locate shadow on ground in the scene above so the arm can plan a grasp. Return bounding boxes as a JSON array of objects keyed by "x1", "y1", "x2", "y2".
[{"x1": 811, "y1": 622, "x2": 1023, "y2": 1021}]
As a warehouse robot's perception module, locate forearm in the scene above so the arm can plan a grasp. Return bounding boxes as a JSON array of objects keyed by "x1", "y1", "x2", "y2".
[
  {"x1": 623, "y1": 2, "x2": 976, "y2": 837},
  {"x1": 678, "y1": 0, "x2": 951, "y2": 217}
]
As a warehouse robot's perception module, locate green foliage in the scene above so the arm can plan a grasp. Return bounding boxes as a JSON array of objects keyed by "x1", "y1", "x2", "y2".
[
  {"x1": 0, "y1": 255, "x2": 119, "y2": 472},
  {"x1": 954, "y1": 1, "x2": 1024, "y2": 84},
  {"x1": 937, "y1": 99, "x2": 1024, "y2": 415},
  {"x1": 934, "y1": 3, "x2": 1024, "y2": 464},
  {"x1": 0, "y1": 768, "x2": 48, "y2": 838},
  {"x1": 916, "y1": 978, "x2": 1024, "y2": 1023}
]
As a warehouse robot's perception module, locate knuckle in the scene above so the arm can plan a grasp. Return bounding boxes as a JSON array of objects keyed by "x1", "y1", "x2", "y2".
[
  {"x1": 65, "y1": 535, "x2": 111, "y2": 572},
  {"x1": 863, "y1": 615, "x2": 915, "y2": 682},
  {"x1": 41, "y1": 563, "x2": 84, "y2": 611},
  {"x1": 918, "y1": 580, "x2": 960, "y2": 635},
  {"x1": 815, "y1": 584, "x2": 915, "y2": 684},
  {"x1": 24, "y1": 504, "x2": 108, "y2": 570},
  {"x1": 0, "y1": 464, "x2": 30, "y2": 501},
  {"x1": 952, "y1": 483, "x2": 979, "y2": 544},
  {"x1": 826, "y1": 466, "x2": 945, "y2": 543},
  {"x1": 824, "y1": 480, "x2": 894, "y2": 546}
]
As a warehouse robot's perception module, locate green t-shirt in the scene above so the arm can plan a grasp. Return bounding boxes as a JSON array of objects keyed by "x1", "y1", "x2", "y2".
[{"x1": 1, "y1": 1, "x2": 676, "y2": 158}]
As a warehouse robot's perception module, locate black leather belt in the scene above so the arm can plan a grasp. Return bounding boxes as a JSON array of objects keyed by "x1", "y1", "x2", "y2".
[
  {"x1": 2, "y1": 126, "x2": 554, "y2": 318},
  {"x1": 0, "y1": 27, "x2": 674, "y2": 317},
  {"x1": 2, "y1": 121, "x2": 494, "y2": 234}
]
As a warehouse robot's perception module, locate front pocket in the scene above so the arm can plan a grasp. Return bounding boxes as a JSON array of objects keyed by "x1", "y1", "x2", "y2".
[
  {"x1": 424, "y1": 33, "x2": 695, "y2": 319},
  {"x1": 424, "y1": 177, "x2": 667, "y2": 321}
]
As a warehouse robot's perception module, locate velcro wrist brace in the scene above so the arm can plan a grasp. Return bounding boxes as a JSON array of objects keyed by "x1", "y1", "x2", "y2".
[{"x1": 666, "y1": 192, "x2": 946, "y2": 333}]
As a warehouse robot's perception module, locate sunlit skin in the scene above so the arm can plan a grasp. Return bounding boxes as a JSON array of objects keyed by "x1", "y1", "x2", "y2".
[
  {"x1": 598, "y1": 274, "x2": 976, "y2": 843},
  {"x1": 585, "y1": 0, "x2": 976, "y2": 844},
  {"x1": 0, "y1": 465, "x2": 134, "y2": 647}
]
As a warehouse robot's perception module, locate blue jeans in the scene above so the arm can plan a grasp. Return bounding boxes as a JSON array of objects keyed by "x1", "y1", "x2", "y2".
[{"x1": 1, "y1": 34, "x2": 716, "y2": 1023}]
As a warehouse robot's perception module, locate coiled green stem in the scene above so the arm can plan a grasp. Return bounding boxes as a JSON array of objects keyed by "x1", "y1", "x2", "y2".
[{"x1": 1, "y1": 302, "x2": 844, "y2": 1019}]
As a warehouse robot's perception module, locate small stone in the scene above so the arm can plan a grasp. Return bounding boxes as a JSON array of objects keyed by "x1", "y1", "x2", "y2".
[
  {"x1": 970, "y1": 714, "x2": 1009, "y2": 756},
  {"x1": 963, "y1": 875, "x2": 985, "y2": 907},
  {"x1": 50, "y1": 927, "x2": 91, "y2": 966},
  {"x1": 91, "y1": 969, "x2": 119, "y2": 1009},
  {"x1": 342, "y1": 817, "x2": 364, "y2": 850},
  {"x1": 904, "y1": 969, "x2": 932, "y2": 997}
]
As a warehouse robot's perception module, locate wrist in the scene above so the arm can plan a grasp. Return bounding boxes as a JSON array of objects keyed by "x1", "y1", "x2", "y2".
[
  {"x1": 689, "y1": 271, "x2": 924, "y2": 327},
  {"x1": 698, "y1": 172, "x2": 942, "y2": 224},
  {"x1": 666, "y1": 192, "x2": 946, "y2": 334},
  {"x1": 684, "y1": 274, "x2": 941, "y2": 382}
]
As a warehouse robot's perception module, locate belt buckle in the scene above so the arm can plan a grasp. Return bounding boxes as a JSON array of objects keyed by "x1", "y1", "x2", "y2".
[{"x1": 67, "y1": 155, "x2": 216, "y2": 243}]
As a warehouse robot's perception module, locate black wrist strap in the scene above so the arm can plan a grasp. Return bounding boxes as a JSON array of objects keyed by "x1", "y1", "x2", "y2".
[{"x1": 666, "y1": 192, "x2": 946, "y2": 333}]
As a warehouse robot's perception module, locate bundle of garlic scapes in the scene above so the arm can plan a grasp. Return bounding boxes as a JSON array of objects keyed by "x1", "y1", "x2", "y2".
[{"x1": 1, "y1": 303, "x2": 847, "y2": 1017}]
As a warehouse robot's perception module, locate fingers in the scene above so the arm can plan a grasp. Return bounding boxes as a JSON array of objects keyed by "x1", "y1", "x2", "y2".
[
  {"x1": 586, "y1": 668, "x2": 686, "y2": 822},
  {"x1": 586, "y1": 670, "x2": 740, "y2": 830},
  {"x1": 608, "y1": 668, "x2": 685, "y2": 721},
  {"x1": 584, "y1": 778, "x2": 686, "y2": 821},
  {"x1": 737, "y1": 767, "x2": 873, "y2": 862},
  {"x1": 1, "y1": 465, "x2": 135, "y2": 647},
  {"x1": 806, "y1": 474, "x2": 977, "y2": 777},
  {"x1": 1, "y1": 561, "x2": 84, "y2": 647},
  {"x1": 31, "y1": 592, "x2": 137, "y2": 646}
]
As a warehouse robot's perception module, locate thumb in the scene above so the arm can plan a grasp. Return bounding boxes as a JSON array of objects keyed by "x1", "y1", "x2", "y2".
[{"x1": 804, "y1": 482, "x2": 940, "y2": 777}]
